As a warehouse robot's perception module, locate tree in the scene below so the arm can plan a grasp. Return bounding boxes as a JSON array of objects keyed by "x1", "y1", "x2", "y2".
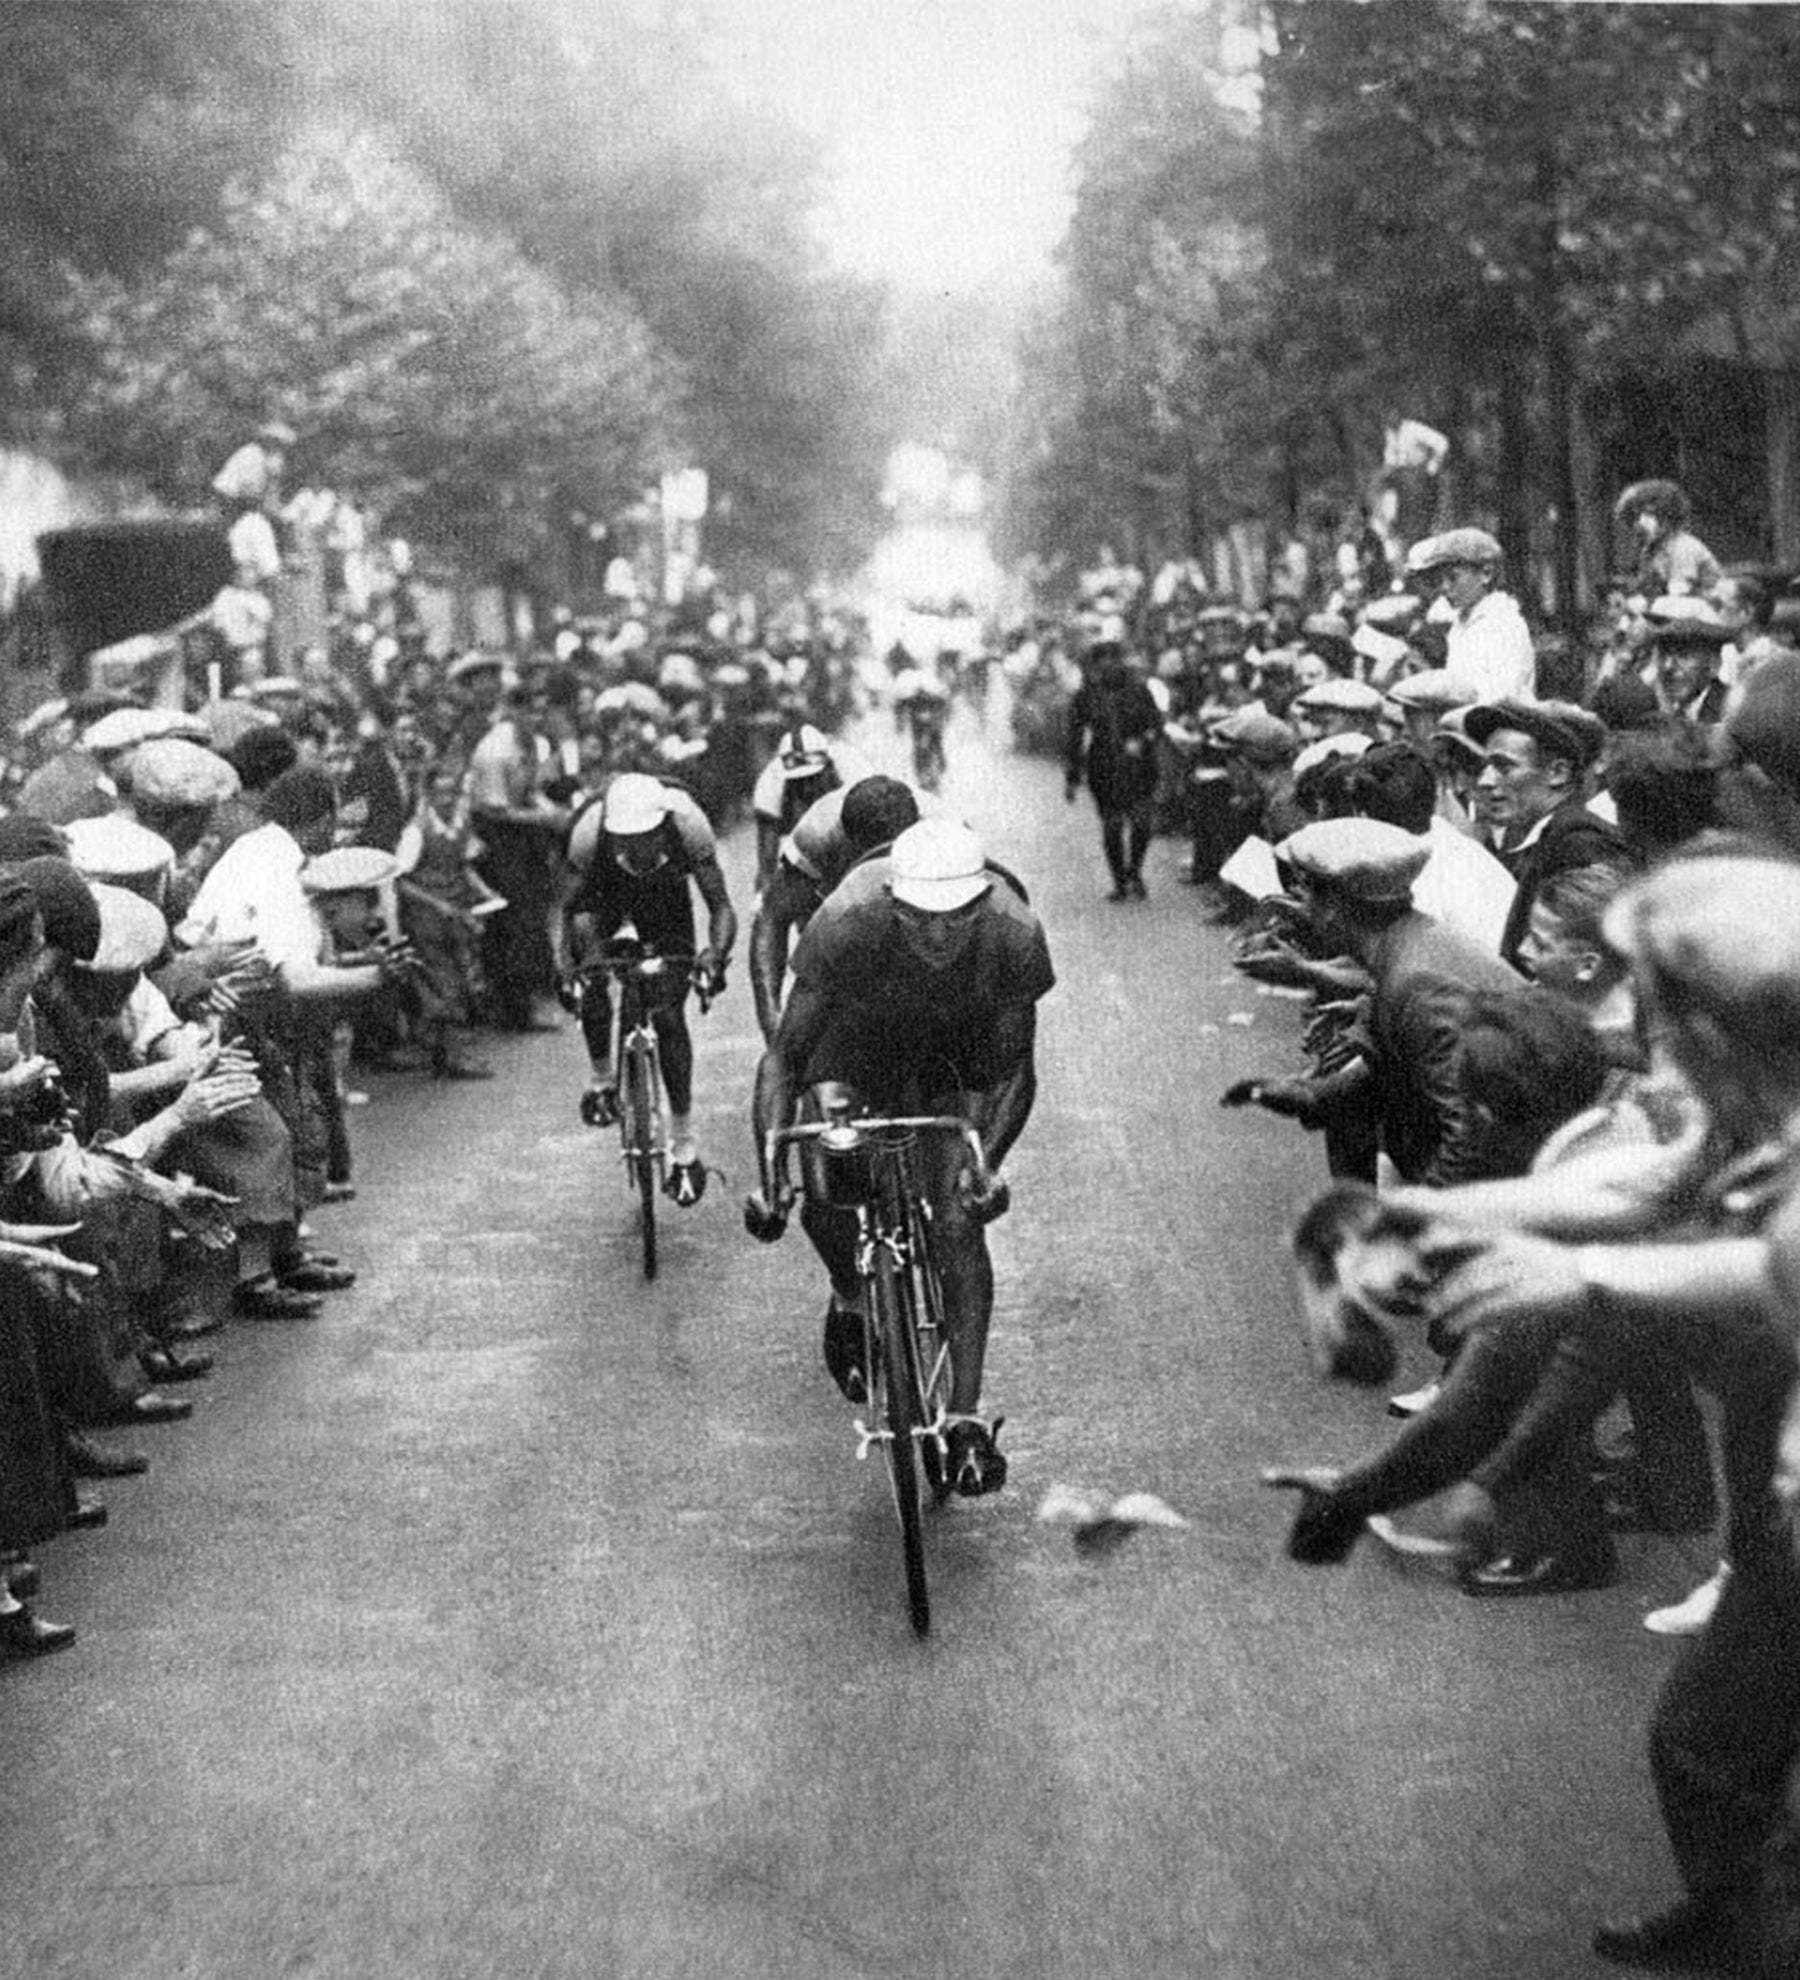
[{"x1": 60, "y1": 130, "x2": 670, "y2": 569}]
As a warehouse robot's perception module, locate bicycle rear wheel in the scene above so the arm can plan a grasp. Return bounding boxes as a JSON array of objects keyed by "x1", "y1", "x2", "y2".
[
  {"x1": 625, "y1": 1045, "x2": 659, "y2": 1281},
  {"x1": 871, "y1": 1239, "x2": 930, "y2": 1635}
]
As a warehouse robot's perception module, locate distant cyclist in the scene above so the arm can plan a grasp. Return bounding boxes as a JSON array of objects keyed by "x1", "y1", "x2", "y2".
[
  {"x1": 747, "y1": 819, "x2": 1054, "y2": 1495},
  {"x1": 554, "y1": 772, "x2": 737, "y2": 1206},
  {"x1": 749, "y1": 774, "x2": 921, "y2": 1044},
  {"x1": 891, "y1": 664, "x2": 952, "y2": 792}
]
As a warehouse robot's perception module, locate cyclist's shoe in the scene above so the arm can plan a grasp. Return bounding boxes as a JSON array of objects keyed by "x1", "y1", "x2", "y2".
[
  {"x1": 664, "y1": 1156, "x2": 707, "y2": 1208},
  {"x1": 579, "y1": 1084, "x2": 620, "y2": 1130},
  {"x1": 944, "y1": 1415, "x2": 1008, "y2": 1497},
  {"x1": 822, "y1": 1300, "x2": 869, "y2": 1405}
]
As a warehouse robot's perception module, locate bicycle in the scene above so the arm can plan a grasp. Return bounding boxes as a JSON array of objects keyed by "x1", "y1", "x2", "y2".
[
  {"x1": 578, "y1": 936, "x2": 716, "y2": 1282},
  {"x1": 757, "y1": 1102, "x2": 990, "y2": 1636}
]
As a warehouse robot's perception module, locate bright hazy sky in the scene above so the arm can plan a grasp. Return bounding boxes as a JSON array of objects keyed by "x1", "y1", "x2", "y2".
[{"x1": 711, "y1": 0, "x2": 1180, "y2": 293}]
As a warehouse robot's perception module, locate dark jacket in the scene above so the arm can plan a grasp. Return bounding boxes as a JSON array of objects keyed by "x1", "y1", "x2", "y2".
[
  {"x1": 1066, "y1": 671, "x2": 1163, "y2": 810},
  {"x1": 1497, "y1": 801, "x2": 1629, "y2": 967}
]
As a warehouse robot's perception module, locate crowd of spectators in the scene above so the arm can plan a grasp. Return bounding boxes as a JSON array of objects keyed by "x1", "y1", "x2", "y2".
[
  {"x1": 1050, "y1": 485, "x2": 1800, "y2": 1973},
  {"x1": 0, "y1": 591, "x2": 864, "y2": 1663}
]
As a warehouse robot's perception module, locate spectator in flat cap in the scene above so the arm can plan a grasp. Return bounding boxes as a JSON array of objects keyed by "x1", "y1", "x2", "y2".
[
  {"x1": 63, "y1": 814, "x2": 176, "y2": 909},
  {"x1": 1228, "y1": 816, "x2": 1527, "y2": 1188},
  {"x1": 1645, "y1": 616, "x2": 1733, "y2": 725},
  {"x1": 1211, "y1": 708, "x2": 1306, "y2": 845},
  {"x1": 1289, "y1": 676, "x2": 1388, "y2": 746},
  {"x1": 1465, "y1": 699, "x2": 1627, "y2": 968},
  {"x1": 1409, "y1": 529, "x2": 1536, "y2": 702}
]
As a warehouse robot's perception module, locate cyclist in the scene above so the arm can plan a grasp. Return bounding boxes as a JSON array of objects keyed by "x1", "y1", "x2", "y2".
[
  {"x1": 749, "y1": 722, "x2": 872, "y2": 894},
  {"x1": 891, "y1": 663, "x2": 952, "y2": 791},
  {"x1": 554, "y1": 771, "x2": 738, "y2": 1206},
  {"x1": 746, "y1": 818, "x2": 1054, "y2": 1495},
  {"x1": 749, "y1": 775, "x2": 921, "y2": 1044}
]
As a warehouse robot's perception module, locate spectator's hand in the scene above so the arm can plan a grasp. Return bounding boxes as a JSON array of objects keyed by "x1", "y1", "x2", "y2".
[
  {"x1": 1430, "y1": 1233, "x2": 1589, "y2": 1334},
  {"x1": 0, "y1": 1052, "x2": 58, "y2": 1112},
  {"x1": 371, "y1": 935, "x2": 423, "y2": 983},
  {"x1": 955, "y1": 1166, "x2": 1011, "y2": 1225},
  {"x1": 1260, "y1": 1467, "x2": 1362, "y2": 1564},
  {"x1": 743, "y1": 1187, "x2": 787, "y2": 1244},
  {"x1": 173, "y1": 1066, "x2": 263, "y2": 1129},
  {"x1": 1220, "y1": 1078, "x2": 1320, "y2": 1125}
]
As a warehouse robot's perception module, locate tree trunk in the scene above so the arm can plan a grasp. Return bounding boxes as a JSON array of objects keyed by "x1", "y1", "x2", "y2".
[
  {"x1": 1768, "y1": 369, "x2": 1800, "y2": 565},
  {"x1": 1495, "y1": 342, "x2": 1534, "y2": 614}
]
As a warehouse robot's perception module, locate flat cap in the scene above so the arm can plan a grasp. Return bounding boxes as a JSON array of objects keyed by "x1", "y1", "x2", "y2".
[
  {"x1": 1643, "y1": 614, "x2": 1731, "y2": 650},
  {"x1": 82, "y1": 706, "x2": 209, "y2": 755},
  {"x1": 242, "y1": 675, "x2": 304, "y2": 701},
  {"x1": 1725, "y1": 652, "x2": 1800, "y2": 792},
  {"x1": 1277, "y1": 818, "x2": 1430, "y2": 902},
  {"x1": 1293, "y1": 677, "x2": 1388, "y2": 716},
  {"x1": 1292, "y1": 732, "x2": 1373, "y2": 780},
  {"x1": 1407, "y1": 527, "x2": 1503, "y2": 573},
  {"x1": 301, "y1": 845, "x2": 398, "y2": 895},
  {"x1": 80, "y1": 882, "x2": 170, "y2": 975},
  {"x1": 63, "y1": 813, "x2": 176, "y2": 883},
  {"x1": 448, "y1": 651, "x2": 508, "y2": 683},
  {"x1": 121, "y1": 737, "x2": 242, "y2": 809},
  {"x1": 1386, "y1": 669, "x2": 1475, "y2": 712},
  {"x1": 1352, "y1": 624, "x2": 1410, "y2": 671},
  {"x1": 15, "y1": 752, "x2": 115, "y2": 826},
  {"x1": 201, "y1": 699, "x2": 279, "y2": 752},
  {"x1": 1208, "y1": 708, "x2": 1298, "y2": 766},
  {"x1": 1464, "y1": 698, "x2": 1607, "y2": 770},
  {"x1": 1603, "y1": 855, "x2": 1800, "y2": 1049},
  {"x1": 1301, "y1": 612, "x2": 1354, "y2": 646}
]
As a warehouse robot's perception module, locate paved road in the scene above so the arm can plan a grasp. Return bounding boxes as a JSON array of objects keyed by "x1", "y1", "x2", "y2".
[{"x1": 5, "y1": 699, "x2": 1713, "y2": 1979}]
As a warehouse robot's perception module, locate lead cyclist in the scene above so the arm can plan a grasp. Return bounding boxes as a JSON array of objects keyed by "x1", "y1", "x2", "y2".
[{"x1": 745, "y1": 819, "x2": 1054, "y2": 1496}]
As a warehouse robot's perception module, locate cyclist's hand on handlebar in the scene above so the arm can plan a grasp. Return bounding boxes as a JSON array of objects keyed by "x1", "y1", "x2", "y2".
[
  {"x1": 743, "y1": 1186, "x2": 788, "y2": 1243},
  {"x1": 555, "y1": 972, "x2": 583, "y2": 1015},
  {"x1": 956, "y1": 1166, "x2": 1010, "y2": 1224}
]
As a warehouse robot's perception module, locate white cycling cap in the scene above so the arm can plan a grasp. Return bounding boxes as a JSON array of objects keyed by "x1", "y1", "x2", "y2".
[
  {"x1": 603, "y1": 772, "x2": 671, "y2": 836},
  {"x1": 888, "y1": 819, "x2": 991, "y2": 913}
]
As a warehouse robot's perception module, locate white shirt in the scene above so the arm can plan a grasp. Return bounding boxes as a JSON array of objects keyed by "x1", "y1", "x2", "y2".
[
  {"x1": 177, "y1": 821, "x2": 322, "y2": 974},
  {"x1": 1414, "y1": 816, "x2": 1519, "y2": 957},
  {"x1": 1444, "y1": 590, "x2": 1536, "y2": 702}
]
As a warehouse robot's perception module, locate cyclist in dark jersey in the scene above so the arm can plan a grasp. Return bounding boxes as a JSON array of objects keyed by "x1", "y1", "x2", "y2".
[
  {"x1": 553, "y1": 772, "x2": 737, "y2": 1206},
  {"x1": 747, "y1": 819, "x2": 1054, "y2": 1494}
]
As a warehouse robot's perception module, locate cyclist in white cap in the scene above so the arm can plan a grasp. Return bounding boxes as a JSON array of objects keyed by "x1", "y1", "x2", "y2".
[
  {"x1": 554, "y1": 772, "x2": 737, "y2": 1205},
  {"x1": 746, "y1": 818, "x2": 1054, "y2": 1494}
]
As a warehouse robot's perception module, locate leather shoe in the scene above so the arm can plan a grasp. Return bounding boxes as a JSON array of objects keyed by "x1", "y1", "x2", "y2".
[
  {"x1": 1593, "y1": 1894, "x2": 1749, "y2": 1969},
  {"x1": 113, "y1": 1392, "x2": 193, "y2": 1427},
  {"x1": 140, "y1": 1344, "x2": 213, "y2": 1384},
  {"x1": 65, "y1": 1430, "x2": 148, "y2": 1479},
  {"x1": 0, "y1": 1603, "x2": 76, "y2": 1658},
  {"x1": 279, "y1": 1260, "x2": 356, "y2": 1292},
  {"x1": 235, "y1": 1277, "x2": 324, "y2": 1320},
  {"x1": 65, "y1": 1495, "x2": 108, "y2": 1530},
  {"x1": 1460, "y1": 1546, "x2": 1616, "y2": 1598}
]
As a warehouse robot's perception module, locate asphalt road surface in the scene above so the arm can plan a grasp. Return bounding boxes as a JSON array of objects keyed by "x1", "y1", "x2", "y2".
[{"x1": 5, "y1": 696, "x2": 1717, "y2": 1980}]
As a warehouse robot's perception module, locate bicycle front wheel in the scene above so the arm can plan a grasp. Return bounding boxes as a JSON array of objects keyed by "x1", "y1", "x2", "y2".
[
  {"x1": 871, "y1": 1239, "x2": 930, "y2": 1636},
  {"x1": 625, "y1": 1047, "x2": 659, "y2": 1281}
]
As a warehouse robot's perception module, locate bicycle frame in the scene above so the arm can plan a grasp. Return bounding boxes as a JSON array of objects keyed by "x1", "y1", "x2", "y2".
[
  {"x1": 581, "y1": 943, "x2": 706, "y2": 1280},
  {"x1": 767, "y1": 1109, "x2": 986, "y2": 1633}
]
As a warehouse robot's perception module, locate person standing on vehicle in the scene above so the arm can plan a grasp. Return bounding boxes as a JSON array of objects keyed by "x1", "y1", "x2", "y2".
[
  {"x1": 1064, "y1": 620, "x2": 1163, "y2": 900},
  {"x1": 553, "y1": 772, "x2": 736, "y2": 1207},
  {"x1": 746, "y1": 819, "x2": 1054, "y2": 1496}
]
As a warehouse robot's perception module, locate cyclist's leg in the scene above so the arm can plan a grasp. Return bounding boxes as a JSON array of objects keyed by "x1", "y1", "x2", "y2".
[
  {"x1": 792, "y1": 1080, "x2": 874, "y2": 1398},
  {"x1": 917, "y1": 1095, "x2": 1006, "y2": 1494},
  {"x1": 652, "y1": 1000, "x2": 695, "y2": 1160}
]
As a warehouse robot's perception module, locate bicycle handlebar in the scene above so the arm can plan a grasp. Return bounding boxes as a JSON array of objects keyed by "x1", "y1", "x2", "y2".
[
  {"x1": 576, "y1": 950, "x2": 721, "y2": 1013},
  {"x1": 764, "y1": 1114, "x2": 989, "y2": 1203}
]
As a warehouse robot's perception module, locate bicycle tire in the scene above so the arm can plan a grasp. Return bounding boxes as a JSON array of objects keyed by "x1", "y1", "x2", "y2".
[
  {"x1": 626, "y1": 1043, "x2": 659, "y2": 1282},
  {"x1": 905, "y1": 1191, "x2": 956, "y2": 1501},
  {"x1": 872, "y1": 1238, "x2": 930, "y2": 1635}
]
